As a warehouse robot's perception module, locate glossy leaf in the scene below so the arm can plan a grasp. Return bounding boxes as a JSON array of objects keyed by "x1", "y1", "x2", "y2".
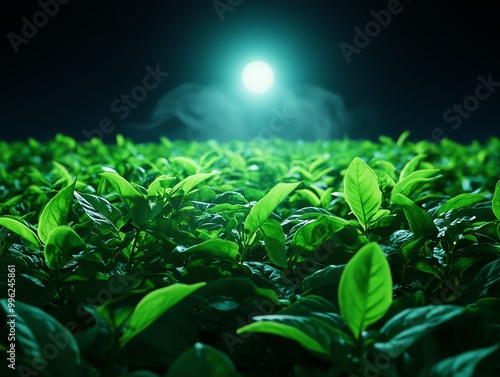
[
  {"x1": 344, "y1": 157, "x2": 382, "y2": 230},
  {"x1": 244, "y1": 181, "x2": 301, "y2": 239},
  {"x1": 171, "y1": 172, "x2": 215, "y2": 197},
  {"x1": 101, "y1": 171, "x2": 144, "y2": 201},
  {"x1": 0, "y1": 300, "x2": 82, "y2": 377},
  {"x1": 392, "y1": 193, "x2": 438, "y2": 238},
  {"x1": 493, "y1": 180, "x2": 500, "y2": 220},
  {"x1": 419, "y1": 344, "x2": 498, "y2": 377},
  {"x1": 399, "y1": 154, "x2": 427, "y2": 180},
  {"x1": 177, "y1": 239, "x2": 240, "y2": 262},
  {"x1": 457, "y1": 259, "x2": 500, "y2": 303},
  {"x1": 38, "y1": 180, "x2": 76, "y2": 244},
  {"x1": 292, "y1": 214, "x2": 347, "y2": 251},
  {"x1": 375, "y1": 305, "x2": 466, "y2": 355},
  {"x1": 166, "y1": 342, "x2": 241, "y2": 377},
  {"x1": 74, "y1": 191, "x2": 120, "y2": 234},
  {"x1": 338, "y1": 242, "x2": 393, "y2": 338},
  {"x1": 392, "y1": 169, "x2": 440, "y2": 198},
  {"x1": 0, "y1": 216, "x2": 40, "y2": 248},
  {"x1": 170, "y1": 156, "x2": 200, "y2": 175},
  {"x1": 44, "y1": 226, "x2": 86, "y2": 270},
  {"x1": 237, "y1": 315, "x2": 335, "y2": 356},
  {"x1": 120, "y1": 282, "x2": 206, "y2": 346},
  {"x1": 437, "y1": 193, "x2": 485, "y2": 216},
  {"x1": 147, "y1": 174, "x2": 176, "y2": 197},
  {"x1": 260, "y1": 218, "x2": 287, "y2": 267}
]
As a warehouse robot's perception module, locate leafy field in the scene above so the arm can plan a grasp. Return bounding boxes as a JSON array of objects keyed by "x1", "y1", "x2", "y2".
[{"x1": 1, "y1": 133, "x2": 500, "y2": 377}]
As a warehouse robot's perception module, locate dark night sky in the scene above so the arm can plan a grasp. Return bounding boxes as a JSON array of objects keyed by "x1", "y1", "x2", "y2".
[{"x1": 1, "y1": 0, "x2": 499, "y2": 143}]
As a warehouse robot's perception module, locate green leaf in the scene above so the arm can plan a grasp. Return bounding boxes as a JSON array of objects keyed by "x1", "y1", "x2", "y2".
[
  {"x1": 244, "y1": 182, "x2": 301, "y2": 239},
  {"x1": 44, "y1": 226, "x2": 86, "y2": 270},
  {"x1": 53, "y1": 161, "x2": 73, "y2": 183},
  {"x1": 101, "y1": 170, "x2": 144, "y2": 199},
  {"x1": 129, "y1": 198, "x2": 163, "y2": 229},
  {"x1": 120, "y1": 282, "x2": 206, "y2": 346},
  {"x1": 170, "y1": 156, "x2": 201, "y2": 175},
  {"x1": 74, "y1": 191, "x2": 120, "y2": 234},
  {"x1": 420, "y1": 344, "x2": 499, "y2": 377},
  {"x1": 338, "y1": 242, "x2": 393, "y2": 339},
  {"x1": 375, "y1": 305, "x2": 466, "y2": 355},
  {"x1": 493, "y1": 180, "x2": 500, "y2": 220},
  {"x1": 278, "y1": 295, "x2": 340, "y2": 316},
  {"x1": 171, "y1": 172, "x2": 215, "y2": 197},
  {"x1": 166, "y1": 343, "x2": 242, "y2": 377},
  {"x1": 373, "y1": 160, "x2": 397, "y2": 180},
  {"x1": 375, "y1": 169, "x2": 396, "y2": 196},
  {"x1": 392, "y1": 169, "x2": 440, "y2": 198},
  {"x1": 237, "y1": 315, "x2": 332, "y2": 356},
  {"x1": 344, "y1": 157, "x2": 382, "y2": 230},
  {"x1": 260, "y1": 218, "x2": 287, "y2": 267},
  {"x1": 196, "y1": 277, "x2": 281, "y2": 307},
  {"x1": 396, "y1": 130, "x2": 411, "y2": 146},
  {"x1": 100, "y1": 173, "x2": 148, "y2": 225},
  {"x1": 292, "y1": 215, "x2": 360, "y2": 251},
  {"x1": 0, "y1": 300, "x2": 82, "y2": 377},
  {"x1": 401, "y1": 236, "x2": 428, "y2": 258},
  {"x1": 186, "y1": 185, "x2": 217, "y2": 201},
  {"x1": 436, "y1": 193, "x2": 486, "y2": 216},
  {"x1": 177, "y1": 239, "x2": 240, "y2": 262},
  {"x1": 457, "y1": 259, "x2": 500, "y2": 304},
  {"x1": 399, "y1": 154, "x2": 427, "y2": 181},
  {"x1": 302, "y1": 265, "x2": 345, "y2": 293},
  {"x1": 0, "y1": 216, "x2": 40, "y2": 248},
  {"x1": 96, "y1": 296, "x2": 138, "y2": 333},
  {"x1": 147, "y1": 175, "x2": 176, "y2": 197},
  {"x1": 391, "y1": 193, "x2": 438, "y2": 238},
  {"x1": 38, "y1": 180, "x2": 76, "y2": 244},
  {"x1": 294, "y1": 189, "x2": 321, "y2": 207},
  {"x1": 288, "y1": 166, "x2": 314, "y2": 181},
  {"x1": 282, "y1": 206, "x2": 333, "y2": 226}
]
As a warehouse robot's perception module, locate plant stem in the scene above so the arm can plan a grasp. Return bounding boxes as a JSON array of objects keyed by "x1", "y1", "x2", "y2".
[
  {"x1": 240, "y1": 243, "x2": 248, "y2": 265},
  {"x1": 355, "y1": 333, "x2": 365, "y2": 374},
  {"x1": 103, "y1": 335, "x2": 121, "y2": 377},
  {"x1": 128, "y1": 228, "x2": 141, "y2": 272}
]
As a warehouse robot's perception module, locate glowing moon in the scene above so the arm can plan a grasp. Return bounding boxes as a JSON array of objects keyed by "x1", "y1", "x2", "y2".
[{"x1": 242, "y1": 61, "x2": 274, "y2": 93}]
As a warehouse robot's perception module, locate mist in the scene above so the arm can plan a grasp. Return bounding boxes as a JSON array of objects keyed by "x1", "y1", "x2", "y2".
[{"x1": 128, "y1": 83, "x2": 379, "y2": 141}]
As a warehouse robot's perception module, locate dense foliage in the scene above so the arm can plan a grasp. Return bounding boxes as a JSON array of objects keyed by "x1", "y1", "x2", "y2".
[{"x1": 1, "y1": 133, "x2": 499, "y2": 377}]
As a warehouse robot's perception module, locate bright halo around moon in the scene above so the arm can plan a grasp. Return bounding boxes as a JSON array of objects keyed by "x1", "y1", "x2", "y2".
[{"x1": 242, "y1": 61, "x2": 275, "y2": 93}]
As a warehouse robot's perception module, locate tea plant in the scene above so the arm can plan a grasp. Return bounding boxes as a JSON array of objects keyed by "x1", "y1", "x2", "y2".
[{"x1": 0, "y1": 133, "x2": 499, "y2": 376}]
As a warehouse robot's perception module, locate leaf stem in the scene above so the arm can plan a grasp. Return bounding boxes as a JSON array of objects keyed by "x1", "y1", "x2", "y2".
[
  {"x1": 354, "y1": 333, "x2": 365, "y2": 374},
  {"x1": 128, "y1": 228, "x2": 141, "y2": 272},
  {"x1": 103, "y1": 334, "x2": 122, "y2": 377}
]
